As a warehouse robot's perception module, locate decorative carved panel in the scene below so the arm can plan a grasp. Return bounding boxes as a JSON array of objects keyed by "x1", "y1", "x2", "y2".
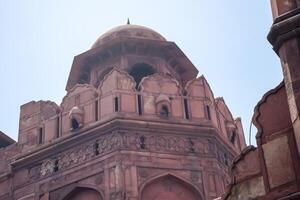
[{"x1": 36, "y1": 131, "x2": 233, "y2": 178}]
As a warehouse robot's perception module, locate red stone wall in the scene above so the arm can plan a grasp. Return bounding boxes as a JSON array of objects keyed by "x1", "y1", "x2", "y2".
[{"x1": 0, "y1": 25, "x2": 245, "y2": 200}]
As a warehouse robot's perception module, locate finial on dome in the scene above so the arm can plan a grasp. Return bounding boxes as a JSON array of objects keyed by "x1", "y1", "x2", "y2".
[{"x1": 127, "y1": 18, "x2": 130, "y2": 25}]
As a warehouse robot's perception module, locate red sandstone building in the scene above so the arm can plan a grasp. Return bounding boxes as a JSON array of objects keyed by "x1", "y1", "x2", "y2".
[
  {"x1": 223, "y1": 1, "x2": 300, "y2": 199},
  {"x1": 0, "y1": 21, "x2": 246, "y2": 200}
]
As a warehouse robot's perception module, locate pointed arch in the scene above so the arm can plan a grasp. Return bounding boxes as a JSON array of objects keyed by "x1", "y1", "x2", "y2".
[
  {"x1": 139, "y1": 172, "x2": 203, "y2": 200},
  {"x1": 60, "y1": 185, "x2": 103, "y2": 200}
]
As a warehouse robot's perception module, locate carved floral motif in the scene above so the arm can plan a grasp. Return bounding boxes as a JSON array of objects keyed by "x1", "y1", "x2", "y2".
[
  {"x1": 40, "y1": 159, "x2": 54, "y2": 176},
  {"x1": 38, "y1": 131, "x2": 231, "y2": 177}
]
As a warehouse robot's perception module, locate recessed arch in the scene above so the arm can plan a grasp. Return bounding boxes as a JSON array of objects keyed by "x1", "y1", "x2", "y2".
[
  {"x1": 62, "y1": 186, "x2": 103, "y2": 200},
  {"x1": 61, "y1": 84, "x2": 98, "y2": 112},
  {"x1": 139, "y1": 173, "x2": 203, "y2": 200},
  {"x1": 71, "y1": 118, "x2": 79, "y2": 130},
  {"x1": 160, "y1": 105, "x2": 169, "y2": 117},
  {"x1": 128, "y1": 63, "x2": 156, "y2": 89},
  {"x1": 98, "y1": 67, "x2": 136, "y2": 95}
]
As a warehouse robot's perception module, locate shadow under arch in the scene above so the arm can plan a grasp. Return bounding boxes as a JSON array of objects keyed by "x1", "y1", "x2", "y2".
[
  {"x1": 139, "y1": 172, "x2": 203, "y2": 200},
  {"x1": 128, "y1": 62, "x2": 156, "y2": 89},
  {"x1": 59, "y1": 184, "x2": 103, "y2": 200}
]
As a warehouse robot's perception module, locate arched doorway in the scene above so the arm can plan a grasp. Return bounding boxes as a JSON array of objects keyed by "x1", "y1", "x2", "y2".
[
  {"x1": 63, "y1": 187, "x2": 102, "y2": 200},
  {"x1": 141, "y1": 174, "x2": 202, "y2": 200}
]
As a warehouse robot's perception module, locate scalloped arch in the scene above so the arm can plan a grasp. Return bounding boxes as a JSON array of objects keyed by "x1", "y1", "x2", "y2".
[
  {"x1": 139, "y1": 73, "x2": 182, "y2": 95},
  {"x1": 61, "y1": 84, "x2": 98, "y2": 110},
  {"x1": 185, "y1": 76, "x2": 215, "y2": 99},
  {"x1": 98, "y1": 67, "x2": 137, "y2": 95}
]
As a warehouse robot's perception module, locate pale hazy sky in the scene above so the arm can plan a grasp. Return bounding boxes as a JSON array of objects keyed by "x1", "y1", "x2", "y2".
[{"x1": 0, "y1": 1, "x2": 282, "y2": 145}]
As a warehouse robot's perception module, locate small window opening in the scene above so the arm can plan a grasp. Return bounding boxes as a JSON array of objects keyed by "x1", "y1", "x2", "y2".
[
  {"x1": 230, "y1": 131, "x2": 236, "y2": 144},
  {"x1": 139, "y1": 136, "x2": 146, "y2": 149},
  {"x1": 206, "y1": 105, "x2": 211, "y2": 120},
  {"x1": 129, "y1": 63, "x2": 155, "y2": 89},
  {"x1": 95, "y1": 100, "x2": 99, "y2": 121},
  {"x1": 56, "y1": 117, "x2": 60, "y2": 138},
  {"x1": 184, "y1": 98, "x2": 190, "y2": 119},
  {"x1": 160, "y1": 105, "x2": 169, "y2": 117},
  {"x1": 114, "y1": 97, "x2": 119, "y2": 112},
  {"x1": 94, "y1": 142, "x2": 99, "y2": 155},
  {"x1": 137, "y1": 94, "x2": 142, "y2": 115},
  {"x1": 71, "y1": 118, "x2": 79, "y2": 130},
  {"x1": 53, "y1": 159, "x2": 59, "y2": 172},
  {"x1": 38, "y1": 127, "x2": 43, "y2": 144}
]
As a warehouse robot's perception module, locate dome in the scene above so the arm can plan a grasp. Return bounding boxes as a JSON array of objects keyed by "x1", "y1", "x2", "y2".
[{"x1": 91, "y1": 24, "x2": 166, "y2": 49}]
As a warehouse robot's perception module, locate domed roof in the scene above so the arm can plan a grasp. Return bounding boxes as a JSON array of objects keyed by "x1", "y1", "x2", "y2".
[{"x1": 91, "y1": 24, "x2": 166, "y2": 49}]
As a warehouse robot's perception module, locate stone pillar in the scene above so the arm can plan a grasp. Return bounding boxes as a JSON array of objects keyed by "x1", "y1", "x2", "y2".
[
  {"x1": 268, "y1": 1, "x2": 300, "y2": 154},
  {"x1": 115, "y1": 161, "x2": 124, "y2": 193}
]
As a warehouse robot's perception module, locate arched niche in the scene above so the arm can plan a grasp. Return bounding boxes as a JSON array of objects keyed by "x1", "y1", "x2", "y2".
[
  {"x1": 140, "y1": 73, "x2": 181, "y2": 95},
  {"x1": 62, "y1": 187, "x2": 103, "y2": 200},
  {"x1": 185, "y1": 76, "x2": 214, "y2": 100},
  {"x1": 60, "y1": 84, "x2": 98, "y2": 135},
  {"x1": 140, "y1": 174, "x2": 203, "y2": 200},
  {"x1": 69, "y1": 106, "x2": 83, "y2": 131},
  {"x1": 98, "y1": 68, "x2": 137, "y2": 116},
  {"x1": 128, "y1": 63, "x2": 156, "y2": 89},
  {"x1": 184, "y1": 78, "x2": 207, "y2": 119},
  {"x1": 185, "y1": 77, "x2": 205, "y2": 98},
  {"x1": 156, "y1": 94, "x2": 171, "y2": 118},
  {"x1": 98, "y1": 68, "x2": 136, "y2": 95},
  {"x1": 140, "y1": 74, "x2": 183, "y2": 117},
  {"x1": 61, "y1": 84, "x2": 98, "y2": 112}
]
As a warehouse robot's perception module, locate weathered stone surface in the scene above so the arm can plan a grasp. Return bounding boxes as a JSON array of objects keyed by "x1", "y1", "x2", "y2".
[
  {"x1": 226, "y1": 176, "x2": 265, "y2": 200},
  {"x1": 225, "y1": 82, "x2": 300, "y2": 200},
  {"x1": 263, "y1": 135, "x2": 295, "y2": 188},
  {"x1": 0, "y1": 24, "x2": 246, "y2": 200},
  {"x1": 225, "y1": 3, "x2": 300, "y2": 199}
]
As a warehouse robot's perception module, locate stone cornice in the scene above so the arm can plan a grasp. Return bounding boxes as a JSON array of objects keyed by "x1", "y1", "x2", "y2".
[
  {"x1": 268, "y1": 8, "x2": 300, "y2": 54},
  {"x1": 10, "y1": 117, "x2": 238, "y2": 170}
]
